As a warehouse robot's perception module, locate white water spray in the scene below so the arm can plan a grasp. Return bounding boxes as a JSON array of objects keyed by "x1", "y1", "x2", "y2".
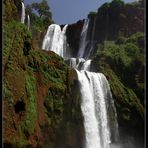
[
  {"x1": 42, "y1": 24, "x2": 68, "y2": 58},
  {"x1": 76, "y1": 70, "x2": 114, "y2": 148},
  {"x1": 21, "y1": 2, "x2": 25, "y2": 24},
  {"x1": 68, "y1": 58, "x2": 91, "y2": 71}
]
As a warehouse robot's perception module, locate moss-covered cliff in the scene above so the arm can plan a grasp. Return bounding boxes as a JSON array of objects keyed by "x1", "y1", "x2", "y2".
[{"x1": 3, "y1": 20, "x2": 85, "y2": 147}]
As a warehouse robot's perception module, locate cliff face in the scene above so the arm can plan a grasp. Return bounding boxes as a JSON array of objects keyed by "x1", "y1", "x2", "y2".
[
  {"x1": 3, "y1": 21, "x2": 85, "y2": 147},
  {"x1": 66, "y1": 20, "x2": 84, "y2": 57},
  {"x1": 92, "y1": 1, "x2": 144, "y2": 42},
  {"x1": 3, "y1": 1, "x2": 85, "y2": 145},
  {"x1": 66, "y1": 1, "x2": 144, "y2": 57}
]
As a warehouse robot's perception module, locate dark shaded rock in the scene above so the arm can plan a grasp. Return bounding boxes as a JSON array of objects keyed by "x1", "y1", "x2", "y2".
[{"x1": 66, "y1": 20, "x2": 84, "y2": 57}]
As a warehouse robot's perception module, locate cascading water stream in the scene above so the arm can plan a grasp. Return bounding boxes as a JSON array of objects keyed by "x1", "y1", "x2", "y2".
[
  {"x1": 76, "y1": 70, "x2": 114, "y2": 148},
  {"x1": 85, "y1": 17, "x2": 97, "y2": 59},
  {"x1": 21, "y1": 2, "x2": 25, "y2": 24},
  {"x1": 42, "y1": 24, "x2": 68, "y2": 58},
  {"x1": 77, "y1": 19, "x2": 89, "y2": 58},
  {"x1": 61, "y1": 24, "x2": 68, "y2": 57},
  {"x1": 27, "y1": 15, "x2": 30, "y2": 30},
  {"x1": 67, "y1": 18, "x2": 119, "y2": 148},
  {"x1": 67, "y1": 58, "x2": 91, "y2": 71}
]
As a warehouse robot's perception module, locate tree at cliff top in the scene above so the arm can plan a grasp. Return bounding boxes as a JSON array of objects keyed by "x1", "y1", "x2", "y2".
[
  {"x1": 31, "y1": 0, "x2": 52, "y2": 19},
  {"x1": 26, "y1": 0, "x2": 54, "y2": 33}
]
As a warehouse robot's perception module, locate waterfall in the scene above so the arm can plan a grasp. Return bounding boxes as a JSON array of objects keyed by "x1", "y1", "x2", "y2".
[
  {"x1": 41, "y1": 19, "x2": 119, "y2": 148},
  {"x1": 42, "y1": 24, "x2": 68, "y2": 58},
  {"x1": 77, "y1": 19, "x2": 89, "y2": 58},
  {"x1": 76, "y1": 70, "x2": 119, "y2": 148},
  {"x1": 67, "y1": 58, "x2": 91, "y2": 71},
  {"x1": 68, "y1": 20, "x2": 119, "y2": 147},
  {"x1": 27, "y1": 15, "x2": 30, "y2": 30},
  {"x1": 68, "y1": 58, "x2": 85, "y2": 69},
  {"x1": 61, "y1": 24, "x2": 68, "y2": 58},
  {"x1": 21, "y1": 2, "x2": 25, "y2": 24},
  {"x1": 76, "y1": 71, "x2": 112, "y2": 148},
  {"x1": 81, "y1": 59, "x2": 91, "y2": 71},
  {"x1": 85, "y1": 17, "x2": 97, "y2": 59},
  {"x1": 77, "y1": 17, "x2": 97, "y2": 59}
]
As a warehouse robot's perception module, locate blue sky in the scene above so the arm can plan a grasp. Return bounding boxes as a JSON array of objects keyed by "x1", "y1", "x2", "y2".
[{"x1": 24, "y1": 0, "x2": 137, "y2": 25}]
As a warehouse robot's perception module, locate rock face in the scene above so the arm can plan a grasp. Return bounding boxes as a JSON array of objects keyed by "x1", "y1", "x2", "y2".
[
  {"x1": 92, "y1": 1, "x2": 144, "y2": 43},
  {"x1": 65, "y1": 1, "x2": 144, "y2": 58},
  {"x1": 66, "y1": 20, "x2": 84, "y2": 57}
]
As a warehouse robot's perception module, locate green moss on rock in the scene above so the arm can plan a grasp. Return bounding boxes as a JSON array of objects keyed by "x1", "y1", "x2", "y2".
[{"x1": 20, "y1": 69, "x2": 37, "y2": 134}]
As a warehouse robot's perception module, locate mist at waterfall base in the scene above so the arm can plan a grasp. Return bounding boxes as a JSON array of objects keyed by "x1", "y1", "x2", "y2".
[{"x1": 41, "y1": 17, "x2": 144, "y2": 148}]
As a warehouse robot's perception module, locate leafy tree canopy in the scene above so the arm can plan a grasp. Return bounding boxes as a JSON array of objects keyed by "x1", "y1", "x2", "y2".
[
  {"x1": 25, "y1": 0, "x2": 53, "y2": 33},
  {"x1": 31, "y1": 0, "x2": 52, "y2": 18}
]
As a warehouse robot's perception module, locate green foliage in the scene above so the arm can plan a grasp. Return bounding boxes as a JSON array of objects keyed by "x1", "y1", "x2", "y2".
[
  {"x1": 88, "y1": 11, "x2": 97, "y2": 19},
  {"x1": 96, "y1": 32, "x2": 144, "y2": 71},
  {"x1": 21, "y1": 69, "x2": 37, "y2": 134},
  {"x1": 25, "y1": 51, "x2": 69, "y2": 129},
  {"x1": 31, "y1": 0, "x2": 51, "y2": 18},
  {"x1": 123, "y1": 42, "x2": 139, "y2": 57},
  {"x1": 97, "y1": 41, "x2": 132, "y2": 68},
  {"x1": 110, "y1": 0, "x2": 124, "y2": 9},
  {"x1": 3, "y1": 81, "x2": 12, "y2": 99},
  {"x1": 27, "y1": 49, "x2": 67, "y2": 90},
  {"x1": 11, "y1": 134, "x2": 27, "y2": 148},
  {"x1": 99, "y1": 68, "x2": 144, "y2": 126},
  {"x1": 115, "y1": 35, "x2": 126, "y2": 44},
  {"x1": 44, "y1": 88, "x2": 64, "y2": 127},
  {"x1": 4, "y1": 15, "x2": 70, "y2": 147},
  {"x1": 3, "y1": 21, "x2": 32, "y2": 64},
  {"x1": 97, "y1": 2, "x2": 110, "y2": 16},
  {"x1": 92, "y1": 31, "x2": 144, "y2": 128},
  {"x1": 97, "y1": 0, "x2": 124, "y2": 16},
  {"x1": 25, "y1": 0, "x2": 53, "y2": 33},
  {"x1": 126, "y1": 32, "x2": 144, "y2": 43},
  {"x1": 25, "y1": 50, "x2": 68, "y2": 130},
  {"x1": 126, "y1": 32, "x2": 145, "y2": 52},
  {"x1": 3, "y1": 0, "x2": 18, "y2": 22}
]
